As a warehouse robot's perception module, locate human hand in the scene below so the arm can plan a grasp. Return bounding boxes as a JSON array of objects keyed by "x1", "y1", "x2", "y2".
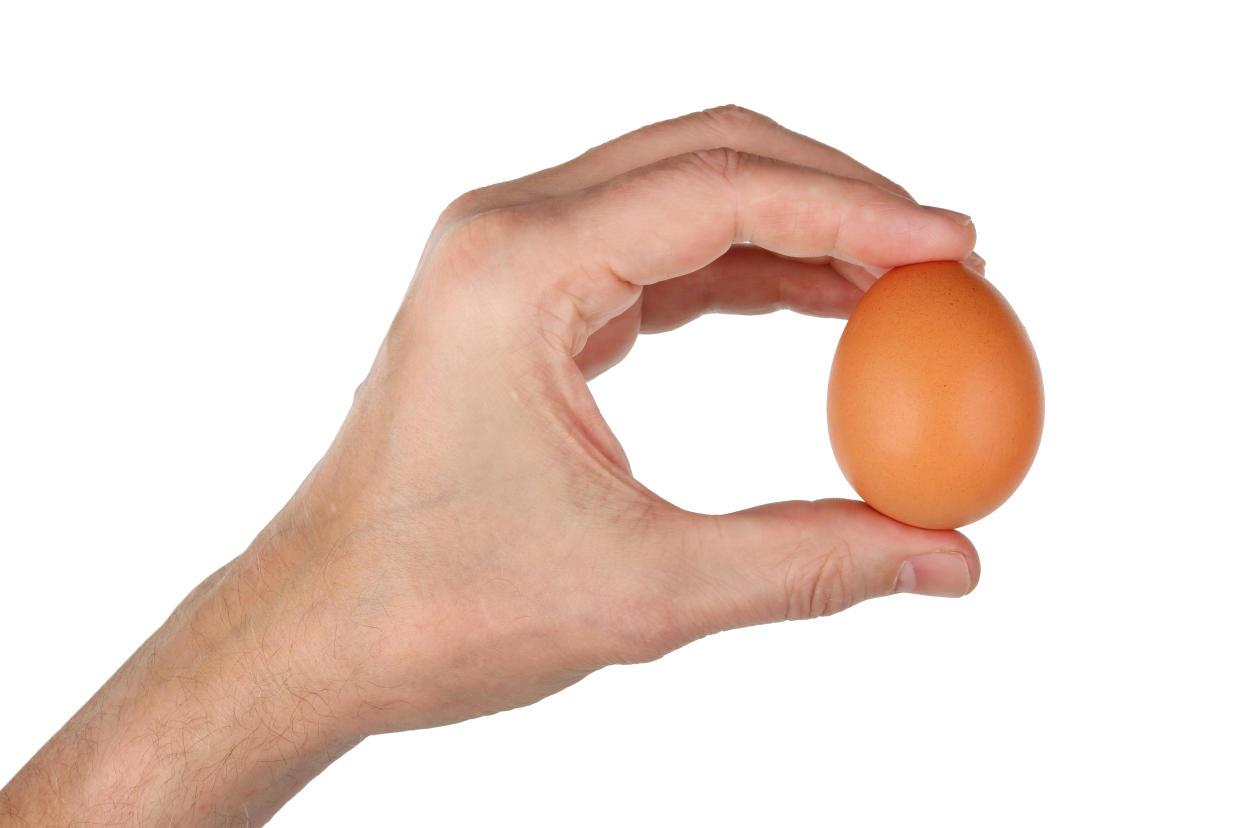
[
  {"x1": 261, "y1": 105, "x2": 983, "y2": 733},
  {"x1": 1, "y1": 106, "x2": 982, "y2": 825}
]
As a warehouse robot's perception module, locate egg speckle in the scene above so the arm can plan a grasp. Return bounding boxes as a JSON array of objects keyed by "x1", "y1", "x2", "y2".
[{"x1": 827, "y1": 261, "x2": 1043, "y2": 529}]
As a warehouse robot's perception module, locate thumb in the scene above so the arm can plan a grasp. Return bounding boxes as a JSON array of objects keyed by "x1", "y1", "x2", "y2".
[{"x1": 680, "y1": 498, "x2": 980, "y2": 632}]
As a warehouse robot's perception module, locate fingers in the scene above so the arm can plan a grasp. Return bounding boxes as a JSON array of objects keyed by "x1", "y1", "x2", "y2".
[
  {"x1": 573, "y1": 245, "x2": 979, "y2": 379},
  {"x1": 575, "y1": 297, "x2": 642, "y2": 379},
  {"x1": 446, "y1": 105, "x2": 915, "y2": 223},
  {"x1": 518, "y1": 148, "x2": 974, "y2": 350},
  {"x1": 572, "y1": 247, "x2": 865, "y2": 379},
  {"x1": 675, "y1": 499, "x2": 979, "y2": 636},
  {"x1": 637, "y1": 244, "x2": 866, "y2": 334},
  {"x1": 566, "y1": 105, "x2": 914, "y2": 200}
]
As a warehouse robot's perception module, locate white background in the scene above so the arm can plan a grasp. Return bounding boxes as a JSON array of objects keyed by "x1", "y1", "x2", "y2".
[{"x1": 2, "y1": 2, "x2": 1239, "y2": 825}]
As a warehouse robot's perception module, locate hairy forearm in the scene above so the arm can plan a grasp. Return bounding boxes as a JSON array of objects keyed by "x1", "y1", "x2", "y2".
[{"x1": 0, "y1": 544, "x2": 362, "y2": 826}]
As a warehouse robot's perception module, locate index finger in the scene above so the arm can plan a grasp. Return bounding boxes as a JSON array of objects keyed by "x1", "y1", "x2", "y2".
[
  {"x1": 485, "y1": 147, "x2": 975, "y2": 351},
  {"x1": 440, "y1": 106, "x2": 915, "y2": 230},
  {"x1": 524, "y1": 105, "x2": 911, "y2": 199}
]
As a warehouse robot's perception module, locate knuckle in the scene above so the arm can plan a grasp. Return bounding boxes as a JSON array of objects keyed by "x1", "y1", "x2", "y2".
[
  {"x1": 884, "y1": 178, "x2": 916, "y2": 201},
  {"x1": 699, "y1": 104, "x2": 773, "y2": 138},
  {"x1": 438, "y1": 186, "x2": 495, "y2": 226},
  {"x1": 789, "y1": 537, "x2": 866, "y2": 620},
  {"x1": 683, "y1": 146, "x2": 747, "y2": 184},
  {"x1": 435, "y1": 205, "x2": 525, "y2": 271}
]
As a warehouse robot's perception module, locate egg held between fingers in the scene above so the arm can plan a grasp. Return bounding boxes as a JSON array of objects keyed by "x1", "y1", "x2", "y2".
[{"x1": 826, "y1": 260, "x2": 1044, "y2": 530}]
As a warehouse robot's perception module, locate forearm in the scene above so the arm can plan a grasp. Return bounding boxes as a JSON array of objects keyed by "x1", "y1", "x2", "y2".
[{"x1": 1, "y1": 544, "x2": 362, "y2": 826}]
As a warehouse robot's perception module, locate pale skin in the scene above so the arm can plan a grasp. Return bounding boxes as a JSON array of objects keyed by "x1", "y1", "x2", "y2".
[{"x1": 1, "y1": 106, "x2": 985, "y2": 825}]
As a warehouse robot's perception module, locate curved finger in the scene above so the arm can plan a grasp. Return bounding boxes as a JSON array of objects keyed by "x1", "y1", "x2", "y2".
[
  {"x1": 575, "y1": 297, "x2": 642, "y2": 379},
  {"x1": 574, "y1": 247, "x2": 865, "y2": 379},
  {"x1": 446, "y1": 105, "x2": 913, "y2": 223},
  {"x1": 638, "y1": 244, "x2": 866, "y2": 334},
  {"x1": 574, "y1": 246, "x2": 982, "y2": 379},
  {"x1": 508, "y1": 147, "x2": 974, "y2": 351}
]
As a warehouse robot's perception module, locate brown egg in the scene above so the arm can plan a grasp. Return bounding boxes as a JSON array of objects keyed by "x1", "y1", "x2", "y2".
[{"x1": 827, "y1": 261, "x2": 1043, "y2": 529}]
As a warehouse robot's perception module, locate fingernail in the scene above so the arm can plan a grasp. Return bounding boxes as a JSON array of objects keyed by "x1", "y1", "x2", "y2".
[
  {"x1": 894, "y1": 552, "x2": 973, "y2": 597},
  {"x1": 963, "y1": 251, "x2": 986, "y2": 275},
  {"x1": 925, "y1": 206, "x2": 974, "y2": 227}
]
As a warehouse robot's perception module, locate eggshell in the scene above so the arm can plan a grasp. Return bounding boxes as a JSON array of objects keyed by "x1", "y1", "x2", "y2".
[{"x1": 827, "y1": 261, "x2": 1043, "y2": 529}]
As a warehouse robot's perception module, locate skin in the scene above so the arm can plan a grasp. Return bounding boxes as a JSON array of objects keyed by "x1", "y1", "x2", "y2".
[{"x1": 0, "y1": 105, "x2": 984, "y2": 826}]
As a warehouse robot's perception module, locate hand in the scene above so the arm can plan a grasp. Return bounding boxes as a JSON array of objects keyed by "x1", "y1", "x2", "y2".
[{"x1": 1, "y1": 105, "x2": 982, "y2": 825}]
